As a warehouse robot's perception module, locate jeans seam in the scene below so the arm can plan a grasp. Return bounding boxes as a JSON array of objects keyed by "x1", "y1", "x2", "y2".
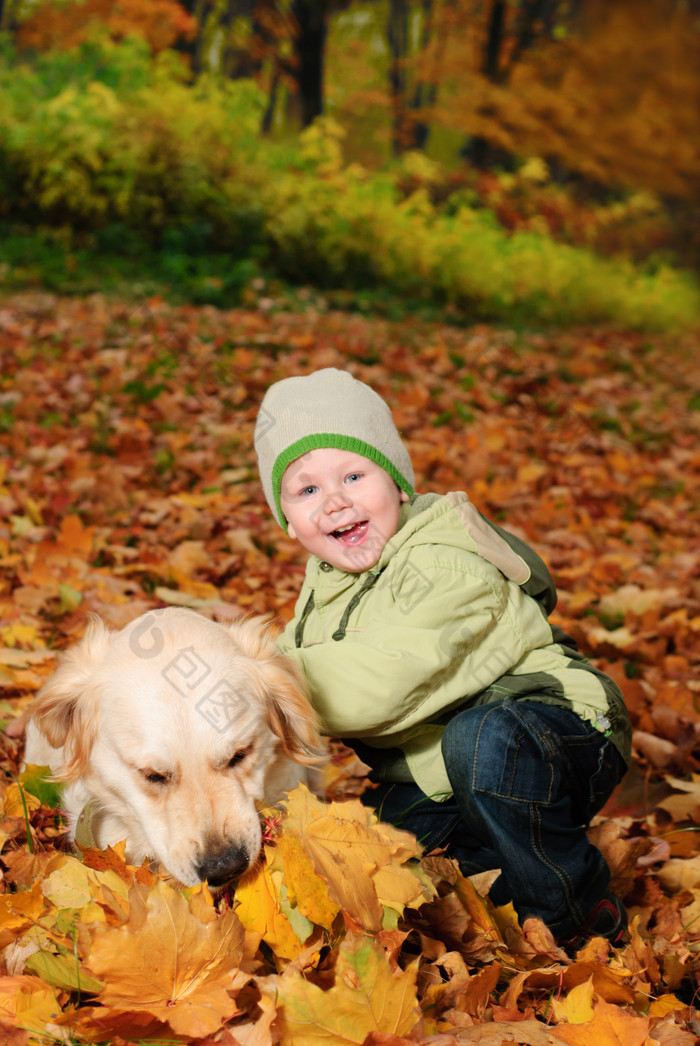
[
  {"x1": 440, "y1": 701, "x2": 620, "y2": 932},
  {"x1": 529, "y1": 801, "x2": 580, "y2": 922},
  {"x1": 473, "y1": 789, "x2": 545, "y2": 804}
]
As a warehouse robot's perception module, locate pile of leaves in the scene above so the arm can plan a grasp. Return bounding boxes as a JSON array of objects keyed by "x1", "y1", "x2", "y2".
[{"x1": 1, "y1": 292, "x2": 700, "y2": 1044}]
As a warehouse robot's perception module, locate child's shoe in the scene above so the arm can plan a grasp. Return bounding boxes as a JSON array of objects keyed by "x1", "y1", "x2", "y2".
[{"x1": 564, "y1": 893, "x2": 628, "y2": 956}]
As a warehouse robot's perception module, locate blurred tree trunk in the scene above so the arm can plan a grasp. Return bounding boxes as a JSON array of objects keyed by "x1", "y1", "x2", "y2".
[
  {"x1": 0, "y1": 0, "x2": 22, "y2": 32},
  {"x1": 387, "y1": 0, "x2": 410, "y2": 154},
  {"x1": 177, "y1": 0, "x2": 295, "y2": 134},
  {"x1": 463, "y1": 0, "x2": 578, "y2": 168},
  {"x1": 387, "y1": 0, "x2": 452, "y2": 154},
  {"x1": 173, "y1": 0, "x2": 209, "y2": 71},
  {"x1": 410, "y1": 0, "x2": 447, "y2": 151},
  {"x1": 177, "y1": 0, "x2": 278, "y2": 79},
  {"x1": 291, "y1": 0, "x2": 328, "y2": 127}
]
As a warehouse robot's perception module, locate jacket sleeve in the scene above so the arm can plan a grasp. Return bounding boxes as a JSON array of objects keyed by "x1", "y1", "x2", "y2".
[{"x1": 281, "y1": 553, "x2": 519, "y2": 738}]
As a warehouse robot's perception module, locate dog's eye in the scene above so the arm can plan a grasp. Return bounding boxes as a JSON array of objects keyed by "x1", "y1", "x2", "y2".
[
  {"x1": 227, "y1": 744, "x2": 253, "y2": 770},
  {"x1": 141, "y1": 769, "x2": 169, "y2": 785}
]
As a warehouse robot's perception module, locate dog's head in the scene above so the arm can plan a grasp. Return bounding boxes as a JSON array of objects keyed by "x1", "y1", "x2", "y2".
[{"x1": 28, "y1": 607, "x2": 322, "y2": 887}]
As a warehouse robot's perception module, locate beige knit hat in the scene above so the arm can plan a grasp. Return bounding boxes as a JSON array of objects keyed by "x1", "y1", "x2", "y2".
[{"x1": 254, "y1": 368, "x2": 415, "y2": 530}]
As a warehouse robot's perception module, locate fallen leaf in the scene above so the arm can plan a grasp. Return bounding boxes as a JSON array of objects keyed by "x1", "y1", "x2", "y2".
[
  {"x1": 273, "y1": 933, "x2": 420, "y2": 1044},
  {"x1": 80, "y1": 879, "x2": 249, "y2": 1037},
  {"x1": 551, "y1": 997, "x2": 650, "y2": 1046}
]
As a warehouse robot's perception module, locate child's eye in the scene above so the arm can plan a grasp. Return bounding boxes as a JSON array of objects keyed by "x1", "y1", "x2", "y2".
[
  {"x1": 346, "y1": 473, "x2": 363, "y2": 483},
  {"x1": 300, "y1": 485, "x2": 318, "y2": 496}
]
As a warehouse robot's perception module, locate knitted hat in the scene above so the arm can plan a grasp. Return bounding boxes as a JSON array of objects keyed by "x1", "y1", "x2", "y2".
[{"x1": 254, "y1": 368, "x2": 415, "y2": 530}]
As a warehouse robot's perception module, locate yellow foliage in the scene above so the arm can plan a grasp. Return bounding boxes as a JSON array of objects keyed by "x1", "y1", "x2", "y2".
[
  {"x1": 41, "y1": 853, "x2": 128, "y2": 920},
  {"x1": 274, "y1": 831, "x2": 340, "y2": 931},
  {"x1": 551, "y1": 997, "x2": 650, "y2": 1046},
  {"x1": 273, "y1": 933, "x2": 420, "y2": 1045},
  {"x1": 299, "y1": 116, "x2": 347, "y2": 177},
  {"x1": 0, "y1": 975, "x2": 62, "y2": 1034},
  {"x1": 3, "y1": 782, "x2": 40, "y2": 819},
  {"x1": 281, "y1": 784, "x2": 433, "y2": 933},
  {"x1": 235, "y1": 855, "x2": 310, "y2": 960}
]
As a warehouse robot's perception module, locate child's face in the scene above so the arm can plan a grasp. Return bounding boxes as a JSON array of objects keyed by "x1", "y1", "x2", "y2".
[{"x1": 280, "y1": 448, "x2": 409, "y2": 572}]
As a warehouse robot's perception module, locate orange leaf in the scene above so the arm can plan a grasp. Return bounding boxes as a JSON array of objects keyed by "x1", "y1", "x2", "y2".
[
  {"x1": 80, "y1": 880, "x2": 249, "y2": 1037},
  {"x1": 551, "y1": 997, "x2": 650, "y2": 1046}
]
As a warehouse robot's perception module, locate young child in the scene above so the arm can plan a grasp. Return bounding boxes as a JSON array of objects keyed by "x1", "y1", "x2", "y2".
[{"x1": 254, "y1": 367, "x2": 631, "y2": 952}]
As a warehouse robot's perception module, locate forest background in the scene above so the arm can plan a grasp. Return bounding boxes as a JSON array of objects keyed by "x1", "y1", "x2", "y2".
[
  {"x1": 0, "y1": 0, "x2": 699, "y2": 327},
  {"x1": 1, "y1": 1, "x2": 700, "y2": 1044}
]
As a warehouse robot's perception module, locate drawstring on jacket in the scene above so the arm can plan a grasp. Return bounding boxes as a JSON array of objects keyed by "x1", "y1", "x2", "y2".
[
  {"x1": 294, "y1": 591, "x2": 316, "y2": 648},
  {"x1": 295, "y1": 571, "x2": 384, "y2": 647}
]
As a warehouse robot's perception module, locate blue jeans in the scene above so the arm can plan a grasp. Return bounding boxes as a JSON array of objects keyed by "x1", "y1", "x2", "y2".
[{"x1": 354, "y1": 700, "x2": 627, "y2": 939}]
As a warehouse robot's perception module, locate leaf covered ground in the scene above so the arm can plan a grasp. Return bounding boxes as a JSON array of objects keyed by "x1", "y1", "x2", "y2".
[{"x1": 0, "y1": 292, "x2": 700, "y2": 1044}]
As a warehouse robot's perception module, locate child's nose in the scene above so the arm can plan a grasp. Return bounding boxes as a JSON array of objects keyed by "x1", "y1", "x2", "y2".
[{"x1": 324, "y1": 489, "x2": 352, "y2": 513}]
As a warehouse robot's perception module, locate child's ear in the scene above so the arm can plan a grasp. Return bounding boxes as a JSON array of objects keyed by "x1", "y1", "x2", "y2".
[
  {"x1": 287, "y1": 521, "x2": 297, "y2": 538},
  {"x1": 400, "y1": 489, "x2": 410, "y2": 502}
]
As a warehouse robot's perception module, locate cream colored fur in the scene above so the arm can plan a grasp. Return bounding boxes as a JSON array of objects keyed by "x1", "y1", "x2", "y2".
[{"x1": 24, "y1": 607, "x2": 321, "y2": 887}]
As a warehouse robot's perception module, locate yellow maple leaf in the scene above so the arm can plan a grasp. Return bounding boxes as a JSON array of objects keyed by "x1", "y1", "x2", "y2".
[
  {"x1": 2, "y1": 782, "x2": 40, "y2": 820},
  {"x1": 372, "y1": 862, "x2": 429, "y2": 918},
  {"x1": 552, "y1": 997, "x2": 650, "y2": 1046},
  {"x1": 0, "y1": 881, "x2": 46, "y2": 950},
  {"x1": 41, "y1": 853, "x2": 127, "y2": 923},
  {"x1": 274, "y1": 933, "x2": 420, "y2": 1045},
  {"x1": 0, "y1": 621, "x2": 43, "y2": 649},
  {"x1": 0, "y1": 974, "x2": 62, "y2": 1033},
  {"x1": 235, "y1": 854, "x2": 309, "y2": 961},
  {"x1": 551, "y1": 976, "x2": 595, "y2": 1024},
  {"x1": 274, "y1": 832, "x2": 340, "y2": 931},
  {"x1": 281, "y1": 785, "x2": 430, "y2": 933},
  {"x1": 80, "y1": 879, "x2": 249, "y2": 1038},
  {"x1": 647, "y1": 993, "x2": 690, "y2": 1017}
]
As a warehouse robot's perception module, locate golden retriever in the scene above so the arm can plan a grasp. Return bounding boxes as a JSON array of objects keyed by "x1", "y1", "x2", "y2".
[{"x1": 24, "y1": 607, "x2": 321, "y2": 887}]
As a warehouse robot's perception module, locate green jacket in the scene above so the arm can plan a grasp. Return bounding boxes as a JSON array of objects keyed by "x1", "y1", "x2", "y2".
[{"x1": 278, "y1": 492, "x2": 631, "y2": 800}]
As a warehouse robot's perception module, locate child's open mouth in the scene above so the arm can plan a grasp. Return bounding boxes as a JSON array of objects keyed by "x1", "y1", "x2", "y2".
[{"x1": 330, "y1": 521, "x2": 369, "y2": 546}]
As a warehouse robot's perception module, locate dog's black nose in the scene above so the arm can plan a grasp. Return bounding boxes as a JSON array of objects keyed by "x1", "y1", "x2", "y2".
[{"x1": 196, "y1": 845, "x2": 250, "y2": 887}]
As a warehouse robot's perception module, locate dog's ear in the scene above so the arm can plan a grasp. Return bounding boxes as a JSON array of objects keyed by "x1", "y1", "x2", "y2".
[
  {"x1": 30, "y1": 617, "x2": 112, "y2": 779},
  {"x1": 226, "y1": 616, "x2": 322, "y2": 765}
]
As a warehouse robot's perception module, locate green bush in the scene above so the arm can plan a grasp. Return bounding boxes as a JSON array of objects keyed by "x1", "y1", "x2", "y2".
[
  {"x1": 0, "y1": 36, "x2": 266, "y2": 240},
  {"x1": 260, "y1": 155, "x2": 699, "y2": 329},
  {"x1": 0, "y1": 36, "x2": 697, "y2": 330}
]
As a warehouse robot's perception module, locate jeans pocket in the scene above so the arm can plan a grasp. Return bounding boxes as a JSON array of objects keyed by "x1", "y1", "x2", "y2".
[{"x1": 471, "y1": 704, "x2": 562, "y2": 805}]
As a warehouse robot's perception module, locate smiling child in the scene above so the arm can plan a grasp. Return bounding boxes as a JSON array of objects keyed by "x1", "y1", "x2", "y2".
[{"x1": 254, "y1": 367, "x2": 632, "y2": 954}]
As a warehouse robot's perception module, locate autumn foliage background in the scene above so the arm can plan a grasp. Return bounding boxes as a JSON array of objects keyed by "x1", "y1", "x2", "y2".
[{"x1": 1, "y1": 1, "x2": 700, "y2": 1043}]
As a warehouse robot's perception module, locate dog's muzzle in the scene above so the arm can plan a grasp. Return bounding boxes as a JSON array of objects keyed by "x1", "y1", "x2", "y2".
[{"x1": 196, "y1": 845, "x2": 251, "y2": 888}]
